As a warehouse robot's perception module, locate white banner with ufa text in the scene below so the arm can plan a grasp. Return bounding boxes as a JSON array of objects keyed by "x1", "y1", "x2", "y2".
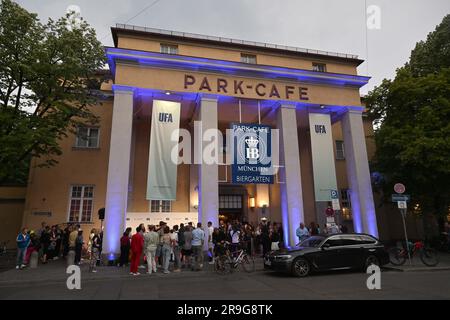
[
  {"x1": 309, "y1": 113, "x2": 338, "y2": 202},
  {"x1": 146, "y1": 100, "x2": 181, "y2": 200}
]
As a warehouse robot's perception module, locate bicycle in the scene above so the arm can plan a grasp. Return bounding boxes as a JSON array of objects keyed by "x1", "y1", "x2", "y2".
[
  {"x1": 214, "y1": 241, "x2": 255, "y2": 274},
  {"x1": 388, "y1": 240, "x2": 439, "y2": 267},
  {"x1": 437, "y1": 232, "x2": 450, "y2": 252},
  {"x1": 0, "y1": 241, "x2": 9, "y2": 256}
]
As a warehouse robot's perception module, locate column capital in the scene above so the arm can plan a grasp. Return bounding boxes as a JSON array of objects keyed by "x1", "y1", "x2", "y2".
[
  {"x1": 112, "y1": 85, "x2": 136, "y2": 95},
  {"x1": 344, "y1": 106, "x2": 365, "y2": 115},
  {"x1": 275, "y1": 101, "x2": 297, "y2": 110},
  {"x1": 197, "y1": 93, "x2": 218, "y2": 103}
]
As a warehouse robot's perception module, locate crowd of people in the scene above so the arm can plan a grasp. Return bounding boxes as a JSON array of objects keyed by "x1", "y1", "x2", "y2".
[
  {"x1": 15, "y1": 218, "x2": 350, "y2": 273},
  {"x1": 117, "y1": 218, "x2": 349, "y2": 276},
  {"x1": 295, "y1": 221, "x2": 348, "y2": 243},
  {"x1": 14, "y1": 222, "x2": 103, "y2": 272}
]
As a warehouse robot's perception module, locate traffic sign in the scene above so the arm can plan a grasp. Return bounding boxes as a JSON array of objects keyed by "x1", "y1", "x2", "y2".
[
  {"x1": 330, "y1": 190, "x2": 339, "y2": 199},
  {"x1": 397, "y1": 201, "x2": 407, "y2": 209},
  {"x1": 332, "y1": 198, "x2": 340, "y2": 210},
  {"x1": 394, "y1": 183, "x2": 406, "y2": 194},
  {"x1": 391, "y1": 194, "x2": 410, "y2": 202}
]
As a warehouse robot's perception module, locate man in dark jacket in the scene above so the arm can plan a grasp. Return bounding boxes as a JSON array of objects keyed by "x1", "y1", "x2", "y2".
[{"x1": 261, "y1": 220, "x2": 271, "y2": 256}]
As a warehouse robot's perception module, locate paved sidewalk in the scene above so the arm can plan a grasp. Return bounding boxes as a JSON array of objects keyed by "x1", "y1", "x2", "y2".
[
  {"x1": 1, "y1": 254, "x2": 450, "y2": 300},
  {"x1": 0, "y1": 256, "x2": 266, "y2": 286},
  {"x1": 2, "y1": 265, "x2": 450, "y2": 300},
  {"x1": 2, "y1": 253, "x2": 450, "y2": 286},
  {"x1": 385, "y1": 252, "x2": 450, "y2": 272}
]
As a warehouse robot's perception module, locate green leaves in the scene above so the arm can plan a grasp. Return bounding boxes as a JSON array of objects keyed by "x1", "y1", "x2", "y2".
[
  {"x1": 366, "y1": 15, "x2": 450, "y2": 221},
  {"x1": 0, "y1": 0, "x2": 106, "y2": 184},
  {"x1": 408, "y1": 15, "x2": 450, "y2": 77}
]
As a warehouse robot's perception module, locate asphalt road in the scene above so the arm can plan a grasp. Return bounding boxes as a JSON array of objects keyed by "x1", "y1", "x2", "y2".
[{"x1": 0, "y1": 267, "x2": 449, "y2": 300}]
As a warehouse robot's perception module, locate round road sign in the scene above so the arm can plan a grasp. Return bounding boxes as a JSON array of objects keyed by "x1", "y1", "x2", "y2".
[{"x1": 394, "y1": 183, "x2": 406, "y2": 194}]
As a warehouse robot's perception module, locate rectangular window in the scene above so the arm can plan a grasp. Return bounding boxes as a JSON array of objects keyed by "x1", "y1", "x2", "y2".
[
  {"x1": 341, "y1": 188, "x2": 352, "y2": 220},
  {"x1": 68, "y1": 185, "x2": 94, "y2": 223},
  {"x1": 150, "y1": 200, "x2": 172, "y2": 213},
  {"x1": 160, "y1": 44, "x2": 178, "y2": 55},
  {"x1": 340, "y1": 189, "x2": 351, "y2": 207},
  {"x1": 219, "y1": 195, "x2": 242, "y2": 209},
  {"x1": 312, "y1": 62, "x2": 327, "y2": 72},
  {"x1": 240, "y1": 53, "x2": 257, "y2": 64},
  {"x1": 75, "y1": 127, "x2": 99, "y2": 148},
  {"x1": 335, "y1": 140, "x2": 345, "y2": 160}
]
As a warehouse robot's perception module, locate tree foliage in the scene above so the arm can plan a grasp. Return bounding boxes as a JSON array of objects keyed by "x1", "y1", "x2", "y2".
[
  {"x1": 0, "y1": 0, "x2": 106, "y2": 184},
  {"x1": 366, "y1": 14, "x2": 450, "y2": 227}
]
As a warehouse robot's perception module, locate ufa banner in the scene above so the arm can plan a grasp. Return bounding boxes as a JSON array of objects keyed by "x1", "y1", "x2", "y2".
[
  {"x1": 309, "y1": 113, "x2": 338, "y2": 201},
  {"x1": 231, "y1": 123, "x2": 274, "y2": 184},
  {"x1": 146, "y1": 100, "x2": 181, "y2": 200}
]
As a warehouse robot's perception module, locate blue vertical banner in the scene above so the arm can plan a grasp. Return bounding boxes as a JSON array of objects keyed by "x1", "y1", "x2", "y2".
[{"x1": 231, "y1": 123, "x2": 274, "y2": 184}]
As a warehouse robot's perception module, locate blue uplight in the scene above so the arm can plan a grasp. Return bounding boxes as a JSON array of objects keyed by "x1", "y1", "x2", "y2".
[
  {"x1": 111, "y1": 84, "x2": 365, "y2": 115},
  {"x1": 105, "y1": 47, "x2": 370, "y2": 88}
]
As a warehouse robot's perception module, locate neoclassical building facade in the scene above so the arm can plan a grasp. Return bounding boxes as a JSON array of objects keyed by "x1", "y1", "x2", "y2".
[{"x1": 22, "y1": 24, "x2": 380, "y2": 260}]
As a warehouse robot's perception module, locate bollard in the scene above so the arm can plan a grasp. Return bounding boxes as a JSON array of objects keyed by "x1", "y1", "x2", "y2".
[
  {"x1": 30, "y1": 251, "x2": 39, "y2": 268},
  {"x1": 67, "y1": 250, "x2": 75, "y2": 266}
]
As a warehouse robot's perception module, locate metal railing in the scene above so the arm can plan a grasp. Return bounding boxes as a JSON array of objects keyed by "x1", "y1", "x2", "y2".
[{"x1": 115, "y1": 23, "x2": 359, "y2": 60}]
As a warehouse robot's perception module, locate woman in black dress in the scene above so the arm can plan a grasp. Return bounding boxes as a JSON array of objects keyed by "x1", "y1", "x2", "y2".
[
  {"x1": 40, "y1": 226, "x2": 51, "y2": 263},
  {"x1": 74, "y1": 230, "x2": 84, "y2": 265}
]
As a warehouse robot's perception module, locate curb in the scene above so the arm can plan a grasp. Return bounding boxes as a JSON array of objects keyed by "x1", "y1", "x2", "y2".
[
  {"x1": 383, "y1": 265, "x2": 450, "y2": 272},
  {"x1": 0, "y1": 267, "x2": 267, "y2": 287}
]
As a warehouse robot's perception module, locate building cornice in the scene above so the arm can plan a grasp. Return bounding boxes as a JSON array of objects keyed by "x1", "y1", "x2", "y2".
[{"x1": 105, "y1": 47, "x2": 370, "y2": 89}]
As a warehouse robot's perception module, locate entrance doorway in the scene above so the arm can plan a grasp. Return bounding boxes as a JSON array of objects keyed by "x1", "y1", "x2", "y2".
[
  {"x1": 219, "y1": 195, "x2": 243, "y2": 223},
  {"x1": 218, "y1": 184, "x2": 249, "y2": 223}
]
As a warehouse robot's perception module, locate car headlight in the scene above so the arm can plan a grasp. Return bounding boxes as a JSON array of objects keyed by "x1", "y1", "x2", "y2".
[{"x1": 275, "y1": 255, "x2": 292, "y2": 260}]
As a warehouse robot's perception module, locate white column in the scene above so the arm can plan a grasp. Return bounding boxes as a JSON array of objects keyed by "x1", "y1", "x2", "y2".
[
  {"x1": 277, "y1": 103, "x2": 305, "y2": 247},
  {"x1": 189, "y1": 164, "x2": 199, "y2": 212},
  {"x1": 188, "y1": 121, "x2": 199, "y2": 213},
  {"x1": 341, "y1": 109, "x2": 378, "y2": 237},
  {"x1": 198, "y1": 96, "x2": 219, "y2": 250},
  {"x1": 102, "y1": 88, "x2": 134, "y2": 260}
]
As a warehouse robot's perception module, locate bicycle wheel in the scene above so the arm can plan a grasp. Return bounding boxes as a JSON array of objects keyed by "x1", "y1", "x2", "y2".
[
  {"x1": 388, "y1": 247, "x2": 406, "y2": 266},
  {"x1": 241, "y1": 254, "x2": 255, "y2": 273},
  {"x1": 214, "y1": 255, "x2": 231, "y2": 274},
  {"x1": 420, "y1": 248, "x2": 439, "y2": 267}
]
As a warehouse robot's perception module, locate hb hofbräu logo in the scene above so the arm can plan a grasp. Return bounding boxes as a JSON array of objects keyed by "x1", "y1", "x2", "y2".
[{"x1": 245, "y1": 136, "x2": 260, "y2": 160}]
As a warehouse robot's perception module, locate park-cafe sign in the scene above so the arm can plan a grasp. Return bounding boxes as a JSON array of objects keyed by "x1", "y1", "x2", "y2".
[{"x1": 184, "y1": 74, "x2": 309, "y2": 101}]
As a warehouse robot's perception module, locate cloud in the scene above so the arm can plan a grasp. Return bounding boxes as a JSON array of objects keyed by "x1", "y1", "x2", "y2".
[{"x1": 15, "y1": 0, "x2": 450, "y2": 93}]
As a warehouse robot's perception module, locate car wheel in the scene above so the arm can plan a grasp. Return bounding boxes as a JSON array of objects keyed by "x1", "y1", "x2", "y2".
[
  {"x1": 292, "y1": 258, "x2": 310, "y2": 277},
  {"x1": 364, "y1": 255, "x2": 380, "y2": 271}
]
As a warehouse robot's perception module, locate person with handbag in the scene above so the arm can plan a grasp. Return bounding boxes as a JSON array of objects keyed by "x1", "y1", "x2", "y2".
[
  {"x1": 47, "y1": 226, "x2": 58, "y2": 260},
  {"x1": 270, "y1": 223, "x2": 280, "y2": 251},
  {"x1": 90, "y1": 229, "x2": 101, "y2": 273}
]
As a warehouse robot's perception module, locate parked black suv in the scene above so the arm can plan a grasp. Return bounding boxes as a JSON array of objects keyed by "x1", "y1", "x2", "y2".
[{"x1": 264, "y1": 233, "x2": 389, "y2": 277}]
